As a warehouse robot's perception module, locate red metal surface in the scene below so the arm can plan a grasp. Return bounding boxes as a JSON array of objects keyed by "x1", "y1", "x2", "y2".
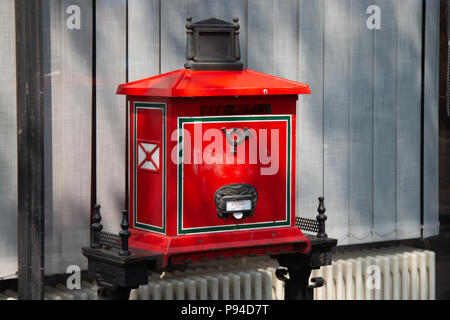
[
  {"x1": 167, "y1": 96, "x2": 299, "y2": 236},
  {"x1": 126, "y1": 90, "x2": 310, "y2": 268},
  {"x1": 180, "y1": 118, "x2": 290, "y2": 232},
  {"x1": 129, "y1": 227, "x2": 309, "y2": 267},
  {"x1": 135, "y1": 107, "x2": 164, "y2": 229},
  {"x1": 117, "y1": 68, "x2": 311, "y2": 97}
]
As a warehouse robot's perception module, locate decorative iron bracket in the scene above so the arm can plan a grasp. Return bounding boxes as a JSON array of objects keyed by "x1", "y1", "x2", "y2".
[
  {"x1": 273, "y1": 197, "x2": 337, "y2": 300},
  {"x1": 82, "y1": 205, "x2": 163, "y2": 300}
]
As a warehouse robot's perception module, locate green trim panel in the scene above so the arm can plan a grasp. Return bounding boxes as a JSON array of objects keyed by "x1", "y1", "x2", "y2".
[{"x1": 177, "y1": 115, "x2": 292, "y2": 235}]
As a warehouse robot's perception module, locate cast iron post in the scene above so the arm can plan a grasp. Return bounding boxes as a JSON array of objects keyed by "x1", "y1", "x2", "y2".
[
  {"x1": 91, "y1": 205, "x2": 103, "y2": 249},
  {"x1": 15, "y1": 0, "x2": 45, "y2": 300},
  {"x1": 119, "y1": 210, "x2": 131, "y2": 256},
  {"x1": 316, "y1": 197, "x2": 328, "y2": 238}
]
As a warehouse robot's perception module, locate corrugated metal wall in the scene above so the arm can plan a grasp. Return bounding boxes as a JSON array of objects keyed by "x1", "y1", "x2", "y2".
[
  {"x1": 0, "y1": 0, "x2": 18, "y2": 280},
  {"x1": 0, "y1": 0, "x2": 440, "y2": 277},
  {"x1": 42, "y1": 0, "x2": 93, "y2": 276}
]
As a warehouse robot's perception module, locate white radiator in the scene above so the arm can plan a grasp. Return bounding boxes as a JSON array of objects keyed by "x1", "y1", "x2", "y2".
[
  {"x1": 131, "y1": 259, "x2": 278, "y2": 300},
  {"x1": 0, "y1": 247, "x2": 435, "y2": 300},
  {"x1": 311, "y1": 246, "x2": 435, "y2": 300}
]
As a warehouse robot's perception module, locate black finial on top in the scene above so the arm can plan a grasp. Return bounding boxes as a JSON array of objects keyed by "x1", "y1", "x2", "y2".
[
  {"x1": 316, "y1": 197, "x2": 328, "y2": 239},
  {"x1": 186, "y1": 16, "x2": 193, "y2": 29},
  {"x1": 233, "y1": 17, "x2": 240, "y2": 30},
  {"x1": 184, "y1": 17, "x2": 243, "y2": 71},
  {"x1": 91, "y1": 205, "x2": 103, "y2": 249},
  {"x1": 119, "y1": 210, "x2": 131, "y2": 257}
]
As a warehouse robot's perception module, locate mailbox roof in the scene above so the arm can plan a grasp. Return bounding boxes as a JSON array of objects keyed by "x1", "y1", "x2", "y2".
[{"x1": 116, "y1": 69, "x2": 311, "y2": 97}]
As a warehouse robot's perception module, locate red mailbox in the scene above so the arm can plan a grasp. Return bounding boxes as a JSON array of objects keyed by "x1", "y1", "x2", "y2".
[
  {"x1": 116, "y1": 18, "x2": 311, "y2": 267},
  {"x1": 83, "y1": 17, "x2": 336, "y2": 300}
]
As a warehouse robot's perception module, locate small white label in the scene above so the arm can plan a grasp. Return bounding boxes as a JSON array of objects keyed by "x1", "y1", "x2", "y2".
[{"x1": 227, "y1": 200, "x2": 252, "y2": 212}]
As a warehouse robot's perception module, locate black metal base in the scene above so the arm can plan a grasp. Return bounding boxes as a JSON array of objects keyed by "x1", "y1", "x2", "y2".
[
  {"x1": 83, "y1": 235, "x2": 336, "y2": 300},
  {"x1": 273, "y1": 235, "x2": 337, "y2": 300},
  {"x1": 184, "y1": 61, "x2": 244, "y2": 71},
  {"x1": 97, "y1": 287, "x2": 133, "y2": 300},
  {"x1": 275, "y1": 265, "x2": 314, "y2": 300},
  {"x1": 82, "y1": 246, "x2": 163, "y2": 300}
]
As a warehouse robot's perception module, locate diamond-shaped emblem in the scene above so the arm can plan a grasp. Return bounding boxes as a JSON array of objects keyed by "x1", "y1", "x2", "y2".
[{"x1": 137, "y1": 142, "x2": 160, "y2": 172}]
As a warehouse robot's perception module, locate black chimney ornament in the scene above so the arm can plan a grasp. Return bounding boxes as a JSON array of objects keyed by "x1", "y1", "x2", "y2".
[
  {"x1": 119, "y1": 210, "x2": 131, "y2": 257},
  {"x1": 91, "y1": 205, "x2": 103, "y2": 249},
  {"x1": 316, "y1": 197, "x2": 328, "y2": 238},
  {"x1": 185, "y1": 16, "x2": 243, "y2": 71}
]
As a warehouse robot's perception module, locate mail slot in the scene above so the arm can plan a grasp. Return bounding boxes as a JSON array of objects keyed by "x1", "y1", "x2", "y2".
[{"x1": 214, "y1": 183, "x2": 258, "y2": 220}]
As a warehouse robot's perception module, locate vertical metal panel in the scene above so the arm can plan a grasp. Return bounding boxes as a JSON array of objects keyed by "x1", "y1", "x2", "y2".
[
  {"x1": 189, "y1": 0, "x2": 246, "y2": 25},
  {"x1": 268, "y1": 0, "x2": 301, "y2": 217},
  {"x1": 247, "y1": 0, "x2": 273, "y2": 74},
  {"x1": 372, "y1": 0, "x2": 398, "y2": 242},
  {"x1": 272, "y1": 0, "x2": 298, "y2": 81},
  {"x1": 423, "y1": 0, "x2": 440, "y2": 237},
  {"x1": 160, "y1": 0, "x2": 190, "y2": 73},
  {"x1": 323, "y1": 0, "x2": 351, "y2": 245},
  {"x1": 348, "y1": 0, "x2": 374, "y2": 244},
  {"x1": 0, "y1": 0, "x2": 18, "y2": 279},
  {"x1": 43, "y1": 0, "x2": 93, "y2": 274},
  {"x1": 128, "y1": 0, "x2": 160, "y2": 81},
  {"x1": 59, "y1": 0, "x2": 93, "y2": 269},
  {"x1": 298, "y1": 0, "x2": 324, "y2": 220},
  {"x1": 43, "y1": 0, "x2": 62, "y2": 276},
  {"x1": 396, "y1": 0, "x2": 422, "y2": 240},
  {"x1": 96, "y1": 0, "x2": 127, "y2": 233}
]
